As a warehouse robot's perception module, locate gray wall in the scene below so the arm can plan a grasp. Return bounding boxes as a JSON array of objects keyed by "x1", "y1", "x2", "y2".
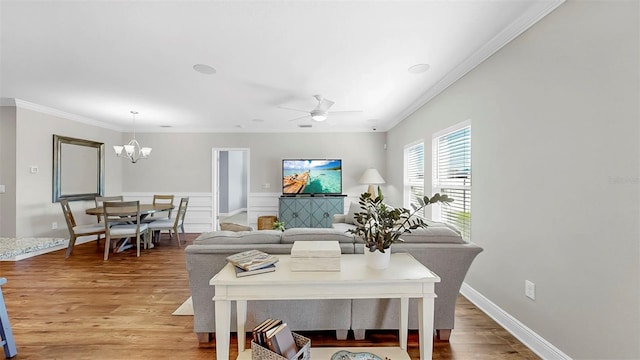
[
  {"x1": 0, "y1": 106, "x2": 17, "y2": 236},
  {"x1": 227, "y1": 150, "x2": 247, "y2": 213},
  {"x1": 219, "y1": 151, "x2": 229, "y2": 213},
  {"x1": 386, "y1": 1, "x2": 639, "y2": 359},
  {"x1": 119, "y1": 132, "x2": 386, "y2": 196},
  {"x1": 9, "y1": 107, "x2": 123, "y2": 238}
]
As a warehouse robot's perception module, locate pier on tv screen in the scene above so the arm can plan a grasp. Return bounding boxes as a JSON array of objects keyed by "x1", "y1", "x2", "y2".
[{"x1": 282, "y1": 159, "x2": 342, "y2": 195}]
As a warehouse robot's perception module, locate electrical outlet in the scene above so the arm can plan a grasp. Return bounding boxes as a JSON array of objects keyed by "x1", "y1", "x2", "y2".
[
  {"x1": 262, "y1": 183, "x2": 271, "y2": 189},
  {"x1": 51, "y1": 222, "x2": 58, "y2": 230},
  {"x1": 525, "y1": 280, "x2": 535, "y2": 300},
  {"x1": 29, "y1": 166, "x2": 39, "y2": 174}
]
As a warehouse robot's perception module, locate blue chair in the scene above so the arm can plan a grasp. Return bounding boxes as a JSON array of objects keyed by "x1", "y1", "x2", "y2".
[{"x1": 0, "y1": 278, "x2": 16, "y2": 358}]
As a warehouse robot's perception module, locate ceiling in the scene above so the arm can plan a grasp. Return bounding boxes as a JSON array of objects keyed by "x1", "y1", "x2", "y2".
[{"x1": 0, "y1": 1, "x2": 562, "y2": 133}]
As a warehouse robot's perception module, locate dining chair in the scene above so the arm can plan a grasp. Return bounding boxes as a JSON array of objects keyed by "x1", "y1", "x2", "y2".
[
  {"x1": 148, "y1": 197, "x2": 189, "y2": 247},
  {"x1": 94, "y1": 195, "x2": 123, "y2": 223},
  {"x1": 102, "y1": 200, "x2": 150, "y2": 260},
  {"x1": 0, "y1": 278, "x2": 17, "y2": 358},
  {"x1": 143, "y1": 194, "x2": 175, "y2": 223},
  {"x1": 60, "y1": 199, "x2": 106, "y2": 259}
]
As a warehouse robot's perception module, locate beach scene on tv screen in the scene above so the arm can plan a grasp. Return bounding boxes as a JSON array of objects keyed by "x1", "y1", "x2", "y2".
[{"x1": 282, "y1": 160, "x2": 342, "y2": 194}]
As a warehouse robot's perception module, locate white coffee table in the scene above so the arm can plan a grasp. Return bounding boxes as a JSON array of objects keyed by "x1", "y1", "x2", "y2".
[{"x1": 210, "y1": 253, "x2": 440, "y2": 360}]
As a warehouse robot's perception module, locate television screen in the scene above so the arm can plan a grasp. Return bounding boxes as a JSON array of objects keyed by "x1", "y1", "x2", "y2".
[{"x1": 282, "y1": 159, "x2": 342, "y2": 195}]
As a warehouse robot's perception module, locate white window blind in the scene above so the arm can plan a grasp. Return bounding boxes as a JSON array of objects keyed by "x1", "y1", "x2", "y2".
[
  {"x1": 433, "y1": 123, "x2": 471, "y2": 240},
  {"x1": 404, "y1": 142, "x2": 425, "y2": 217}
]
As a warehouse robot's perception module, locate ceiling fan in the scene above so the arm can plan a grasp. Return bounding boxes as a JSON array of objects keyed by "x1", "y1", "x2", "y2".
[{"x1": 280, "y1": 95, "x2": 361, "y2": 122}]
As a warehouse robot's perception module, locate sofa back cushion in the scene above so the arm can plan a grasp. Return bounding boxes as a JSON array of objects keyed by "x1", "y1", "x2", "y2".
[
  {"x1": 399, "y1": 224, "x2": 465, "y2": 244},
  {"x1": 194, "y1": 230, "x2": 282, "y2": 245},
  {"x1": 281, "y1": 228, "x2": 354, "y2": 244}
]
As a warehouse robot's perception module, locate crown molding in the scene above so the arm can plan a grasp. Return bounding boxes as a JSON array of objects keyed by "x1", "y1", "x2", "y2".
[
  {"x1": 10, "y1": 98, "x2": 123, "y2": 132},
  {"x1": 385, "y1": 0, "x2": 566, "y2": 131}
]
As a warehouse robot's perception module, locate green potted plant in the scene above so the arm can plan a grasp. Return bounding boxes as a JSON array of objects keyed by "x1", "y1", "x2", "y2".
[
  {"x1": 348, "y1": 187, "x2": 453, "y2": 268},
  {"x1": 272, "y1": 220, "x2": 286, "y2": 231}
]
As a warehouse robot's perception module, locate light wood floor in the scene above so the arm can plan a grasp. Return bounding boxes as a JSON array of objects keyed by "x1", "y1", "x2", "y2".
[{"x1": 0, "y1": 233, "x2": 539, "y2": 359}]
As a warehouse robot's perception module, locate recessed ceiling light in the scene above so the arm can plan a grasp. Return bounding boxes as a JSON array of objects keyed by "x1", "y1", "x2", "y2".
[
  {"x1": 298, "y1": 124, "x2": 312, "y2": 128},
  {"x1": 408, "y1": 64, "x2": 430, "y2": 74},
  {"x1": 160, "y1": 125, "x2": 172, "y2": 128},
  {"x1": 193, "y1": 63, "x2": 217, "y2": 75},
  {"x1": 252, "y1": 118, "x2": 265, "y2": 122}
]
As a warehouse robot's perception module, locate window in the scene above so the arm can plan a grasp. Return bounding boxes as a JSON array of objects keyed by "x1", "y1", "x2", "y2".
[
  {"x1": 404, "y1": 141, "x2": 425, "y2": 218},
  {"x1": 433, "y1": 121, "x2": 471, "y2": 240}
]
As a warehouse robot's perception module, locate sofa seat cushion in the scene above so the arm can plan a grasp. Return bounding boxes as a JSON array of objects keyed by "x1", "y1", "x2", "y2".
[
  {"x1": 281, "y1": 228, "x2": 354, "y2": 244},
  {"x1": 194, "y1": 230, "x2": 282, "y2": 245}
]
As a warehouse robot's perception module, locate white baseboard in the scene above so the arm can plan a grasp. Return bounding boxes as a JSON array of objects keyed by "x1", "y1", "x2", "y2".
[{"x1": 460, "y1": 283, "x2": 572, "y2": 360}]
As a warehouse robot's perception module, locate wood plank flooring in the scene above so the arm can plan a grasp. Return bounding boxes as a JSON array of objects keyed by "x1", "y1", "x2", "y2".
[{"x1": 0, "y1": 234, "x2": 539, "y2": 359}]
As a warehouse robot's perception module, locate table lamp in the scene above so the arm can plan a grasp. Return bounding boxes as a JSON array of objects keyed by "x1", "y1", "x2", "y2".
[{"x1": 359, "y1": 168, "x2": 386, "y2": 196}]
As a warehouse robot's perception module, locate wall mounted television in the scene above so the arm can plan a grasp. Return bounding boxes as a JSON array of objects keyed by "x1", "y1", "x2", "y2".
[{"x1": 282, "y1": 159, "x2": 342, "y2": 195}]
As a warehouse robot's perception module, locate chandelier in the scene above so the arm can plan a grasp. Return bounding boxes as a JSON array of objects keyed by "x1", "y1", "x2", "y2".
[{"x1": 113, "y1": 111, "x2": 152, "y2": 163}]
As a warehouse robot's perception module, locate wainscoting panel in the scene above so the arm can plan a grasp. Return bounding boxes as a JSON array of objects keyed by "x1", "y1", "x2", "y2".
[
  {"x1": 123, "y1": 192, "x2": 360, "y2": 234},
  {"x1": 122, "y1": 192, "x2": 212, "y2": 233},
  {"x1": 247, "y1": 192, "x2": 280, "y2": 229}
]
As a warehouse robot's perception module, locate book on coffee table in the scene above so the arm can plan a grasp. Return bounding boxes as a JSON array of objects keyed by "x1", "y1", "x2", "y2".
[
  {"x1": 234, "y1": 263, "x2": 276, "y2": 277},
  {"x1": 226, "y1": 250, "x2": 279, "y2": 271}
]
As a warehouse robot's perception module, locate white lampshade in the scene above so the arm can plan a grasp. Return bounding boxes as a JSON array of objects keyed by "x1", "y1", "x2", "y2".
[
  {"x1": 113, "y1": 145, "x2": 124, "y2": 155},
  {"x1": 359, "y1": 168, "x2": 386, "y2": 185},
  {"x1": 359, "y1": 168, "x2": 386, "y2": 196}
]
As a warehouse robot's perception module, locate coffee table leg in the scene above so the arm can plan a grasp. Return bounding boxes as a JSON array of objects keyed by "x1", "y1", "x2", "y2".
[
  {"x1": 237, "y1": 300, "x2": 247, "y2": 352},
  {"x1": 418, "y1": 295, "x2": 435, "y2": 360},
  {"x1": 214, "y1": 296, "x2": 231, "y2": 360},
  {"x1": 399, "y1": 297, "x2": 408, "y2": 349}
]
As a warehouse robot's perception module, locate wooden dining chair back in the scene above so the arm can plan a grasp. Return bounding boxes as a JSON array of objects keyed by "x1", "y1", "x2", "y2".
[
  {"x1": 94, "y1": 195, "x2": 123, "y2": 223},
  {"x1": 148, "y1": 197, "x2": 189, "y2": 247},
  {"x1": 60, "y1": 199, "x2": 105, "y2": 258},
  {"x1": 102, "y1": 200, "x2": 150, "y2": 260},
  {"x1": 152, "y1": 195, "x2": 174, "y2": 219}
]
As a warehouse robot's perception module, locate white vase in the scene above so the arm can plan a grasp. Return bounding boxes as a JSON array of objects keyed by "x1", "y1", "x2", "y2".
[{"x1": 364, "y1": 247, "x2": 391, "y2": 269}]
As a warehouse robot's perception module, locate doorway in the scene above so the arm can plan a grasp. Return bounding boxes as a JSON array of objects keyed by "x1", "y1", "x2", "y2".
[{"x1": 212, "y1": 148, "x2": 250, "y2": 231}]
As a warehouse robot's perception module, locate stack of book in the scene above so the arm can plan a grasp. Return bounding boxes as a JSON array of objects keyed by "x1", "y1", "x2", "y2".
[
  {"x1": 252, "y1": 318, "x2": 299, "y2": 359},
  {"x1": 226, "y1": 250, "x2": 279, "y2": 277}
]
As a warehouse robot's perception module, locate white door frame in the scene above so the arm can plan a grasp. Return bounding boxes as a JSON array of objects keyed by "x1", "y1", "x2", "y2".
[{"x1": 211, "y1": 147, "x2": 250, "y2": 231}]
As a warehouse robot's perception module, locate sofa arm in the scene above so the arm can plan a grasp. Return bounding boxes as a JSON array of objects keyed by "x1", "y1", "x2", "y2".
[{"x1": 333, "y1": 213, "x2": 347, "y2": 223}]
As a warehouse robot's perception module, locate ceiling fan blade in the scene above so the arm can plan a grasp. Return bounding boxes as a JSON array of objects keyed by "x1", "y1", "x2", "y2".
[
  {"x1": 278, "y1": 105, "x2": 310, "y2": 114},
  {"x1": 288, "y1": 114, "x2": 311, "y2": 122},
  {"x1": 329, "y1": 110, "x2": 363, "y2": 115},
  {"x1": 317, "y1": 98, "x2": 335, "y2": 112}
]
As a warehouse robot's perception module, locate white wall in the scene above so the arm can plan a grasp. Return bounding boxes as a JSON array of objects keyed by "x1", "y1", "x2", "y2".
[{"x1": 387, "y1": 1, "x2": 639, "y2": 359}]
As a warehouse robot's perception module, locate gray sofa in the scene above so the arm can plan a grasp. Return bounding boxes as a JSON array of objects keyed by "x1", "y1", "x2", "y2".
[
  {"x1": 184, "y1": 216, "x2": 482, "y2": 343},
  {"x1": 333, "y1": 211, "x2": 483, "y2": 340},
  {"x1": 185, "y1": 228, "x2": 355, "y2": 343}
]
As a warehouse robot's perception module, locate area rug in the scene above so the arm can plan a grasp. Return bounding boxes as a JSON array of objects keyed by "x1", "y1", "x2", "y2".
[
  {"x1": 0, "y1": 237, "x2": 67, "y2": 261},
  {"x1": 172, "y1": 296, "x2": 193, "y2": 316}
]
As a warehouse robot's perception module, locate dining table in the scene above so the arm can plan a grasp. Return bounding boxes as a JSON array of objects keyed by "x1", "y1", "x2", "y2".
[
  {"x1": 85, "y1": 203, "x2": 174, "y2": 252},
  {"x1": 85, "y1": 203, "x2": 174, "y2": 218}
]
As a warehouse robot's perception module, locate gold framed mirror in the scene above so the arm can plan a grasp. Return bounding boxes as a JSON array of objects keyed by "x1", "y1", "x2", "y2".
[{"x1": 52, "y1": 135, "x2": 105, "y2": 202}]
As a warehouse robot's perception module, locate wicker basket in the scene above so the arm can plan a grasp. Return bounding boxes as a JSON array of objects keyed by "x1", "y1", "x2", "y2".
[
  {"x1": 257, "y1": 215, "x2": 278, "y2": 230},
  {"x1": 251, "y1": 332, "x2": 311, "y2": 360}
]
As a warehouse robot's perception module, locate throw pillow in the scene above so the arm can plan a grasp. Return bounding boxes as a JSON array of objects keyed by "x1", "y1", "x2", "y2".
[
  {"x1": 219, "y1": 222, "x2": 253, "y2": 232},
  {"x1": 346, "y1": 202, "x2": 360, "y2": 225}
]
